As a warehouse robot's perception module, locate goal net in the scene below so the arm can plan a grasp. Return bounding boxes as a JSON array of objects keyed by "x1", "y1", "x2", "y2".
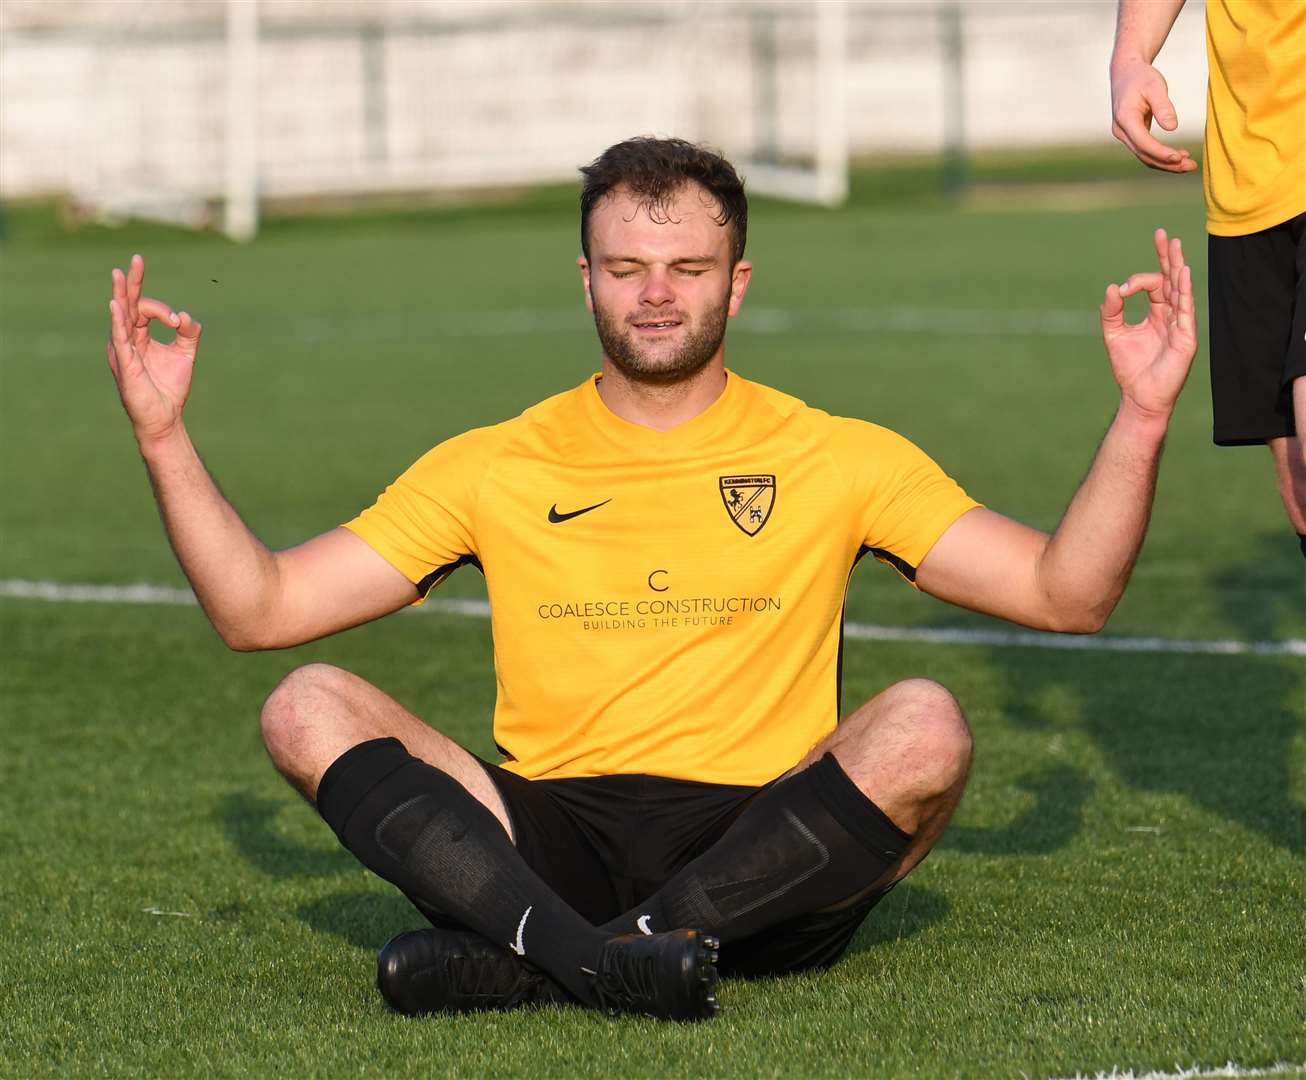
[{"x1": 4, "y1": 0, "x2": 848, "y2": 240}]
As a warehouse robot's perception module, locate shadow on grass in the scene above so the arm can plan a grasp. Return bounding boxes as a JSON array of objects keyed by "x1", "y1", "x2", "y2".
[
  {"x1": 299, "y1": 891, "x2": 420, "y2": 951},
  {"x1": 938, "y1": 763, "x2": 1092, "y2": 855},
  {"x1": 985, "y1": 534, "x2": 1306, "y2": 854},
  {"x1": 854, "y1": 883, "x2": 950, "y2": 950},
  {"x1": 718, "y1": 884, "x2": 948, "y2": 982},
  {"x1": 216, "y1": 791, "x2": 429, "y2": 948},
  {"x1": 1079, "y1": 654, "x2": 1305, "y2": 853},
  {"x1": 1208, "y1": 528, "x2": 1306, "y2": 644},
  {"x1": 214, "y1": 791, "x2": 355, "y2": 879}
]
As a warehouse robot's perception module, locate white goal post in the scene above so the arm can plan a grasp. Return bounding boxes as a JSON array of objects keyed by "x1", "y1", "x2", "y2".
[
  {"x1": 49, "y1": 0, "x2": 852, "y2": 240},
  {"x1": 2, "y1": 1, "x2": 1212, "y2": 240}
]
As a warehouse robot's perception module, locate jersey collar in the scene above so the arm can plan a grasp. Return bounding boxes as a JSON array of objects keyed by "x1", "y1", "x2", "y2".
[{"x1": 580, "y1": 369, "x2": 746, "y2": 455}]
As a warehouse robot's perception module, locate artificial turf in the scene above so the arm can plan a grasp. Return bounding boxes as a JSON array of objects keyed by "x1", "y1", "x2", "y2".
[{"x1": 2, "y1": 158, "x2": 1303, "y2": 1077}]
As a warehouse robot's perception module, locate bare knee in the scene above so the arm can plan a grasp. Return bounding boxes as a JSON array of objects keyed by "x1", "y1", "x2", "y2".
[
  {"x1": 837, "y1": 678, "x2": 973, "y2": 805},
  {"x1": 882, "y1": 678, "x2": 972, "y2": 779},
  {"x1": 260, "y1": 663, "x2": 357, "y2": 786}
]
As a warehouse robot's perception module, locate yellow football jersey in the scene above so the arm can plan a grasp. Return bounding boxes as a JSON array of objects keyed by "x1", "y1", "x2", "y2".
[
  {"x1": 345, "y1": 372, "x2": 979, "y2": 786},
  {"x1": 1204, "y1": 0, "x2": 1306, "y2": 235}
]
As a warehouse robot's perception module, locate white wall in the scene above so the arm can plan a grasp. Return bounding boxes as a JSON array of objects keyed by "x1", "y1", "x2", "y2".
[{"x1": 0, "y1": 0, "x2": 1209, "y2": 202}]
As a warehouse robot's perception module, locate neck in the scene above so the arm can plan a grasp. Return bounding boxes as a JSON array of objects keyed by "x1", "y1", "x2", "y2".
[{"x1": 596, "y1": 357, "x2": 727, "y2": 432}]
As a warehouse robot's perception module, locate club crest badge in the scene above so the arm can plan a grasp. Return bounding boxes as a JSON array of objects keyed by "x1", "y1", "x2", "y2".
[{"x1": 719, "y1": 474, "x2": 776, "y2": 536}]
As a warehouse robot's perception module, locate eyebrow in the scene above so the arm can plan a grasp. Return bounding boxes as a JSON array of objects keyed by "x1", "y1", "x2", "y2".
[{"x1": 600, "y1": 254, "x2": 718, "y2": 266}]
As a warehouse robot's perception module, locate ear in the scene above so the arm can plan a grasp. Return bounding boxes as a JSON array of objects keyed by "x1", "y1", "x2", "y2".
[
  {"x1": 727, "y1": 260, "x2": 753, "y2": 317},
  {"x1": 577, "y1": 255, "x2": 594, "y2": 313}
]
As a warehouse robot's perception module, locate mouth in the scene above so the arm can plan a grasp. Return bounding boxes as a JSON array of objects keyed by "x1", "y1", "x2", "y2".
[{"x1": 630, "y1": 318, "x2": 683, "y2": 335}]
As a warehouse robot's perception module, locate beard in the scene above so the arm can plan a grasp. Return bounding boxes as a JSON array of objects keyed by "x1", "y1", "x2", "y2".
[{"x1": 592, "y1": 288, "x2": 731, "y2": 386}]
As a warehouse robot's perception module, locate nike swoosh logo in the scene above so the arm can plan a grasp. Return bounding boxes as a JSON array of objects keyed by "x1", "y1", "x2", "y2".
[
  {"x1": 547, "y1": 499, "x2": 611, "y2": 524},
  {"x1": 636, "y1": 914, "x2": 654, "y2": 936},
  {"x1": 510, "y1": 905, "x2": 532, "y2": 956}
]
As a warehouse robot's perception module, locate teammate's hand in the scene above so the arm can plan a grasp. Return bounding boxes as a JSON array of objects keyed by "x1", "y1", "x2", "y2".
[
  {"x1": 1099, "y1": 228, "x2": 1197, "y2": 421},
  {"x1": 1110, "y1": 60, "x2": 1197, "y2": 174},
  {"x1": 106, "y1": 254, "x2": 202, "y2": 445}
]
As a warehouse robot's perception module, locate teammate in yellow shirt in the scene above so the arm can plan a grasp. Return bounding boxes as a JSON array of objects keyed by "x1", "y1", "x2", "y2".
[
  {"x1": 105, "y1": 137, "x2": 1197, "y2": 1020},
  {"x1": 1110, "y1": 0, "x2": 1306, "y2": 559}
]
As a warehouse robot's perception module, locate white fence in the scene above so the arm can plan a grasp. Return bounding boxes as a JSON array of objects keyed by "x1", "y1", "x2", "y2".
[{"x1": 0, "y1": 0, "x2": 1208, "y2": 234}]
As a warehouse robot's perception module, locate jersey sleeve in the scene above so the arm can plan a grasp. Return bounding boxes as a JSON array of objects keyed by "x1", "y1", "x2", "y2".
[
  {"x1": 833, "y1": 418, "x2": 981, "y2": 585},
  {"x1": 342, "y1": 426, "x2": 497, "y2": 602}
]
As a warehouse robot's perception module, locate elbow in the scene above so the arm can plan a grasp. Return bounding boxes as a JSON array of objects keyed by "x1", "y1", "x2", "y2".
[
  {"x1": 200, "y1": 593, "x2": 286, "y2": 652},
  {"x1": 216, "y1": 624, "x2": 266, "y2": 652},
  {"x1": 1033, "y1": 568, "x2": 1120, "y2": 635},
  {"x1": 1043, "y1": 601, "x2": 1113, "y2": 635},
  {"x1": 213, "y1": 616, "x2": 282, "y2": 652},
  {"x1": 1061, "y1": 612, "x2": 1110, "y2": 635}
]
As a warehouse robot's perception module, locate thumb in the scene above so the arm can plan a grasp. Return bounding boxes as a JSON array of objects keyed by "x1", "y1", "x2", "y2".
[
  {"x1": 1100, "y1": 283, "x2": 1126, "y2": 334},
  {"x1": 174, "y1": 311, "x2": 203, "y2": 347},
  {"x1": 1145, "y1": 80, "x2": 1179, "y2": 131}
]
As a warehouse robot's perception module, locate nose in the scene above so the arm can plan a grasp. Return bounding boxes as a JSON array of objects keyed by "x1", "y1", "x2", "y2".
[{"x1": 639, "y1": 266, "x2": 675, "y2": 307}]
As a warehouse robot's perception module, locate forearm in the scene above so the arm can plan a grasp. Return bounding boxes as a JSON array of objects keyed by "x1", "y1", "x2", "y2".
[
  {"x1": 1112, "y1": 0, "x2": 1186, "y2": 67},
  {"x1": 1036, "y1": 400, "x2": 1169, "y2": 632},
  {"x1": 138, "y1": 424, "x2": 282, "y2": 650}
]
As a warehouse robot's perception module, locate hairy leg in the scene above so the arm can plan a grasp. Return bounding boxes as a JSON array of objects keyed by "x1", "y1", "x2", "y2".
[
  {"x1": 259, "y1": 662, "x2": 511, "y2": 836},
  {"x1": 790, "y1": 676, "x2": 974, "y2": 894},
  {"x1": 605, "y1": 678, "x2": 973, "y2": 939},
  {"x1": 1268, "y1": 428, "x2": 1306, "y2": 536},
  {"x1": 1297, "y1": 376, "x2": 1306, "y2": 479},
  {"x1": 260, "y1": 664, "x2": 718, "y2": 1016}
]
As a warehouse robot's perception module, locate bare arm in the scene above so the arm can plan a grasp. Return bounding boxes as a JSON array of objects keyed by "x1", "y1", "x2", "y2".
[
  {"x1": 108, "y1": 255, "x2": 415, "y2": 650},
  {"x1": 916, "y1": 230, "x2": 1197, "y2": 633},
  {"x1": 1110, "y1": 0, "x2": 1197, "y2": 173}
]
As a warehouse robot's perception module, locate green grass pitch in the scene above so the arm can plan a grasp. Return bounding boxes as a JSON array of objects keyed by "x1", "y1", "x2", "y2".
[{"x1": 2, "y1": 163, "x2": 1303, "y2": 1078}]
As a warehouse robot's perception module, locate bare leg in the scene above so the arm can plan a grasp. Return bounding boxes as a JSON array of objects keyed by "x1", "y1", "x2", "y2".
[
  {"x1": 1297, "y1": 376, "x2": 1306, "y2": 451},
  {"x1": 262, "y1": 664, "x2": 721, "y2": 1019},
  {"x1": 1268, "y1": 430, "x2": 1306, "y2": 536},
  {"x1": 790, "y1": 677, "x2": 973, "y2": 894},
  {"x1": 259, "y1": 662, "x2": 512, "y2": 838},
  {"x1": 601, "y1": 677, "x2": 974, "y2": 945}
]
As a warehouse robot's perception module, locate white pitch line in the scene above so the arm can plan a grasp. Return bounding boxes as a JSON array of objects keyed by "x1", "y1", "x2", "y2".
[
  {"x1": 3, "y1": 579, "x2": 1302, "y2": 658},
  {"x1": 1052, "y1": 1062, "x2": 1306, "y2": 1080},
  {"x1": 841, "y1": 621, "x2": 1306, "y2": 658},
  {"x1": 22, "y1": 305, "x2": 1099, "y2": 357}
]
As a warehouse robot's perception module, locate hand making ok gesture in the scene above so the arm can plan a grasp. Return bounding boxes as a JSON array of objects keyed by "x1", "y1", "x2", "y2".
[
  {"x1": 1099, "y1": 228, "x2": 1198, "y2": 422},
  {"x1": 107, "y1": 254, "x2": 203, "y2": 445}
]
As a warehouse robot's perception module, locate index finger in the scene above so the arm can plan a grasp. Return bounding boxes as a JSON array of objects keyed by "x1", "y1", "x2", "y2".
[
  {"x1": 1119, "y1": 271, "x2": 1165, "y2": 300},
  {"x1": 137, "y1": 297, "x2": 180, "y2": 329}
]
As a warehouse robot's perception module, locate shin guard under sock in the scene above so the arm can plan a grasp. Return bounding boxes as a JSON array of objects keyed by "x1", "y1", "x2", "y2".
[
  {"x1": 604, "y1": 753, "x2": 912, "y2": 942},
  {"x1": 316, "y1": 737, "x2": 608, "y2": 1004}
]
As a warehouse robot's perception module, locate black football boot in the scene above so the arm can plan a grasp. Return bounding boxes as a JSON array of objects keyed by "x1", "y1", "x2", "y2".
[
  {"x1": 377, "y1": 926, "x2": 720, "y2": 1020},
  {"x1": 377, "y1": 928, "x2": 571, "y2": 1015},
  {"x1": 587, "y1": 929, "x2": 721, "y2": 1020}
]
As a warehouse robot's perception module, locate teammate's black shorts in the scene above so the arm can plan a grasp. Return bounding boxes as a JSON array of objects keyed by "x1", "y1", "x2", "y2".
[
  {"x1": 469, "y1": 760, "x2": 889, "y2": 978},
  {"x1": 1208, "y1": 210, "x2": 1306, "y2": 445}
]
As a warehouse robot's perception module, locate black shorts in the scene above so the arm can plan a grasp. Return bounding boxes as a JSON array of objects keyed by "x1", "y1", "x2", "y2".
[
  {"x1": 1208, "y1": 211, "x2": 1306, "y2": 445},
  {"x1": 473, "y1": 761, "x2": 888, "y2": 978}
]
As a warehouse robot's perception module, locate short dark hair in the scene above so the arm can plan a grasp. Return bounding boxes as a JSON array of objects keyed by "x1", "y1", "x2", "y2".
[{"x1": 579, "y1": 137, "x2": 748, "y2": 265}]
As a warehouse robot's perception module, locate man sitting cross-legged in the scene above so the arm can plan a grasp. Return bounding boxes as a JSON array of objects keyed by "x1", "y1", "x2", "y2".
[{"x1": 104, "y1": 137, "x2": 1196, "y2": 1019}]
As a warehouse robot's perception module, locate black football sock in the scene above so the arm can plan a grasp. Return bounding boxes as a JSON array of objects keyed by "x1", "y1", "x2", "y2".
[
  {"x1": 316, "y1": 737, "x2": 608, "y2": 1005},
  {"x1": 1298, "y1": 533, "x2": 1305, "y2": 559},
  {"x1": 603, "y1": 753, "x2": 911, "y2": 942}
]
